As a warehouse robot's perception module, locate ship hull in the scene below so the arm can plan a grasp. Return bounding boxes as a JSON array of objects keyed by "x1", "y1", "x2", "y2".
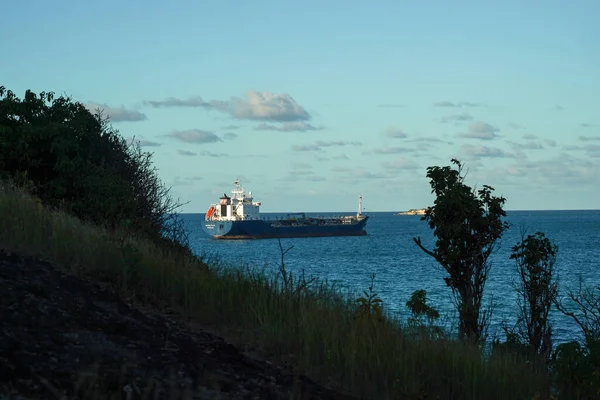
[{"x1": 202, "y1": 216, "x2": 369, "y2": 240}]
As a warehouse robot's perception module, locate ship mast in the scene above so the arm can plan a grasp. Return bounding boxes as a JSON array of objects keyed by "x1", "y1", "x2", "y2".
[{"x1": 357, "y1": 194, "x2": 363, "y2": 217}]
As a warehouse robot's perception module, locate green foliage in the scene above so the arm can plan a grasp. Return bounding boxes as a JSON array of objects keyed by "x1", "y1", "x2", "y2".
[
  {"x1": 413, "y1": 159, "x2": 510, "y2": 343},
  {"x1": 554, "y1": 281, "x2": 600, "y2": 398},
  {"x1": 354, "y1": 273, "x2": 384, "y2": 328},
  {"x1": 0, "y1": 86, "x2": 188, "y2": 252},
  {"x1": 406, "y1": 289, "x2": 440, "y2": 323},
  {"x1": 405, "y1": 289, "x2": 443, "y2": 339},
  {"x1": 509, "y1": 231, "x2": 559, "y2": 361},
  {"x1": 0, "y1": 183, "x2": 553, "y2": 399},
  {"x1": 551, "y1": 339, "x2": 600, "y2": 399},
  {"x1": 490, "y1": 324, "x2": 535, "y2": 363}
]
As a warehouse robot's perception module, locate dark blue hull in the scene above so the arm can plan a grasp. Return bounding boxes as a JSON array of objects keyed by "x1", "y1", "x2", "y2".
[{"x1": 202, "y1": 216, "x2": 369, "y2": 239}]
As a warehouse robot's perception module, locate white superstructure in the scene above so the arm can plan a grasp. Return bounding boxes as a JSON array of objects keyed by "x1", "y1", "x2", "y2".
[{"x1": 205, "y1": 179, "x2": 262, "y2": 221}]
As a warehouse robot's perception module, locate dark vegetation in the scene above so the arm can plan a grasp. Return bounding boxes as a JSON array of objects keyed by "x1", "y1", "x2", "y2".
[
  {"x1": 1, "y1": 86, "x2": 599, "y2": 398},
  {"x1": 413, "y1": 158, "x2": 600, "y2": 399},
  {"x1": 0, "y1": 86, "x2": 189, "y2": 254},
  {"x1": 508, "y1": 231, "x2": 559, "y2": 362},
  {"x1": 414, "y1": 159, "x2": 510, "y2": 343}
]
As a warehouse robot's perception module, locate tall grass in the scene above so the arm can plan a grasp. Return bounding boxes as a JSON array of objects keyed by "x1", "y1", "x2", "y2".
[{"x1": 0, "y1": 184, "x2": 551, "y2": 399}]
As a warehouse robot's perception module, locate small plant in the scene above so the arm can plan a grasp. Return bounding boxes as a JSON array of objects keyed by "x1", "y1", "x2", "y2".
[
  {"x1": 355, "y1": 273, "x2": 384, "y2": 328},
  {"x1": 551, "y1": 339, "x2": 600, "y2": 399},
  {"x1": 406, "y1": 289, "x2": 440, "y2": 325},
  {"x1": 274, "y1": 238, "x2": 315, "y2": 298},
  {"x1": 490, "y1": 324, "x2": 531, "y2": 360},
  {"x1": 405, "y1": 289, "x2": 443, "y2": 339}
]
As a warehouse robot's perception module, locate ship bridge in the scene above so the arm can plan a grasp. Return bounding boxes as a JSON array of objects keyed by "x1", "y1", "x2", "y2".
[{"x1": 206, "y1": 179, "x2": 262, "y2": 221}]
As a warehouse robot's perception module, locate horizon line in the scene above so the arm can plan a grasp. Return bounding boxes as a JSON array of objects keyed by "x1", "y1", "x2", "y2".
[{"x1": 181, "y1": 208, "x2": 600, "y2": 214}]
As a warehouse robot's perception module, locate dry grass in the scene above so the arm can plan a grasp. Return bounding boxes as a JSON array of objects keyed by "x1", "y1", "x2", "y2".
[{"x1": 0, "y1": 184, "x2": 551, "y2": 399}]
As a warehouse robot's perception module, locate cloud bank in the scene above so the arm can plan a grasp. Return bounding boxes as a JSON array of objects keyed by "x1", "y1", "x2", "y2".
[{"x1": 145, "y1": 90, "x2": 311, "y2": 122}]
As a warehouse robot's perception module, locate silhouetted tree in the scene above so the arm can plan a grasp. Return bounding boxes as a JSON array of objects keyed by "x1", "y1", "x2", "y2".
[
  {"x1": 413, "y1": 159, "x2": 509, "y2": 343},
  {"x1": 510, "y1": 231, "x2": 559, "y2": 361},
  {"x1": 0, "y1": 86, "x2": 189, "y2": 252},
  {"x1": 556, "y1": 279, "x2": 600, "y2": 345},
  {"x1": 553, "y1": 279, "x2": 600, "y2": 398}
]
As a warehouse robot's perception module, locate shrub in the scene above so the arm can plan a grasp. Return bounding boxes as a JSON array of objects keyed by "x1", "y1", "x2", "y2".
[{"x1": 0, "y1": 86, "x2": 187, "y2": 252}]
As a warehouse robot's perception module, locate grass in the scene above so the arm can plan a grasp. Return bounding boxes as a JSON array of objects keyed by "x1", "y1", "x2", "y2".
[{"x1": 0, "y1": 183, "x2": 552, "y2": 399}]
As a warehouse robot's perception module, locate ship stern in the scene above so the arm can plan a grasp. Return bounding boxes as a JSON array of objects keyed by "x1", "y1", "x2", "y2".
[{"x1": 202, "y1": 220, "x2": 234, "y2": 238}]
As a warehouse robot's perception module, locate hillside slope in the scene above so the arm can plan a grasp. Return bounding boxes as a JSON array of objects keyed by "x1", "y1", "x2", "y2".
[{"x1": 0, "y1": 250, "x2": 353, "y2": 400}]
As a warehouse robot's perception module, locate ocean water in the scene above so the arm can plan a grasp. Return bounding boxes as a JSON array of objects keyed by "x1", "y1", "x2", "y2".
[{"x1": 183, "y1": 210, "x2": 600, "y2": 344}]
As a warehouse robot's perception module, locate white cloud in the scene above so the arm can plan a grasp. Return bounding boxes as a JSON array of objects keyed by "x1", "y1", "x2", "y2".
[
  {"x1": 332, "y1": 154, "x2": 349, "y2": 160},
  {"x1": 291, "y1": 140, "x2": 361, "y2": 152},
  {"x1": 579, "y1": 136, "x2": 600, "y2": 142},
  {"x1": 127, "y1": 136, "x2": 161, "y2": 147},
  {"x1": 85, "y1": 102, "x2": 147, "y2": 122},
  {"x1": 459, "y1": 121, "x2": 499, "y2": 140},
  {"x1": 197, "y1": 150, "x2": 227, "y2": 157},
  {"x1": 506, "y1": 140, "x2": 544, "y2": 150},
  {"x1": 145, "y1": 91, "x2": 311, "y2": 122},
  {"x1": 460, "y1": 144, "x2": 515, "y2": 160},
  {"x1": 384, "y1": 127, "x2": 408, "y2": 138},
  {"x1": 433, "y1": 101, "x2": 481, "y2": 108},
  {"x1": 369, "y1": 146, "x2": 416, "y2": 155},
  {"x1": 516, "y1": 154, "x2": 599, "y2": 186},
  {"x1": 440, "y1": 113, "x2": 473, "y2": 123},
  {"x1": 255, "y1": 121, "x2": 322, "y2": 132},
  {"x1": 382, "y1": 157, "x2": 420, "y2": 170},
  {"x1": 167, "y1": 129, "x2": 222, "y2": 144}
]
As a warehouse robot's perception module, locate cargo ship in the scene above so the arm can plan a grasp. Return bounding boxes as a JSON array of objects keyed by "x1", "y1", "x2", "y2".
[{"x1": 202, "y1": 179, "x2": 369, "y2": 239}]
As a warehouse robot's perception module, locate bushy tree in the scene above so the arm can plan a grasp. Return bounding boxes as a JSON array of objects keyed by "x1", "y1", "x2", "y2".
[
  {"x1": 413, "y1": 159, "x2": 509, "y2": 343},
  {"x1": 510, "y1": 231, "x2": 559, "y2": 361},
  {"x1": 553, "y1": 279, "x2": 600, "y2": 398},
  {"x1": 0, "y1": 86, "x2": 188, "y2": 252}
]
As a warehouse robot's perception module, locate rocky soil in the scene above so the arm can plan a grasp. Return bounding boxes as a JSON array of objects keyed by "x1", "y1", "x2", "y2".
[{"x1": 0, "y1": 250, "x2": 355, "y2": 399}]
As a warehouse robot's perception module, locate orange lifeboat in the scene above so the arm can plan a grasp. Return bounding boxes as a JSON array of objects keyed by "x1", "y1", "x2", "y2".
[{"x1": 205, "y1": 206, "x2": 216, "y2": 220}]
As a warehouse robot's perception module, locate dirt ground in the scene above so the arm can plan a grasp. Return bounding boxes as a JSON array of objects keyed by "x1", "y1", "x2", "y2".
[{"x1": 0, "y1": 250, "x2": 356, "y2": 399}]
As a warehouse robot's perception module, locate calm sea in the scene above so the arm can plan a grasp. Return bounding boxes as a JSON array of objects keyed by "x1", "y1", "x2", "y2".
[{"x1": 182, "y1": 210, "x2": 600, "y2": 343}]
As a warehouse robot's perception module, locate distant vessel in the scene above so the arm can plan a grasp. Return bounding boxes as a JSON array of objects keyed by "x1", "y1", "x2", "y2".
[
  {"x1": 202, "y1": 179, "x2": 369, "y2": 240},
  {"x1": 395, "y1": 208, "x2": 427, "y2": 216}
]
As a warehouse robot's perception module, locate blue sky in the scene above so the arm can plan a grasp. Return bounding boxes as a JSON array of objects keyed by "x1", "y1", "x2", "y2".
[{"x1": 2, "y1": 0, "x2": 600, "y2": 212}]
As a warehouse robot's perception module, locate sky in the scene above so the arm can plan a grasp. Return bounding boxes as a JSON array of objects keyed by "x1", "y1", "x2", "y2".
[{"x1": 2, "y1": 0, "x2": 600, "y2": 213}]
